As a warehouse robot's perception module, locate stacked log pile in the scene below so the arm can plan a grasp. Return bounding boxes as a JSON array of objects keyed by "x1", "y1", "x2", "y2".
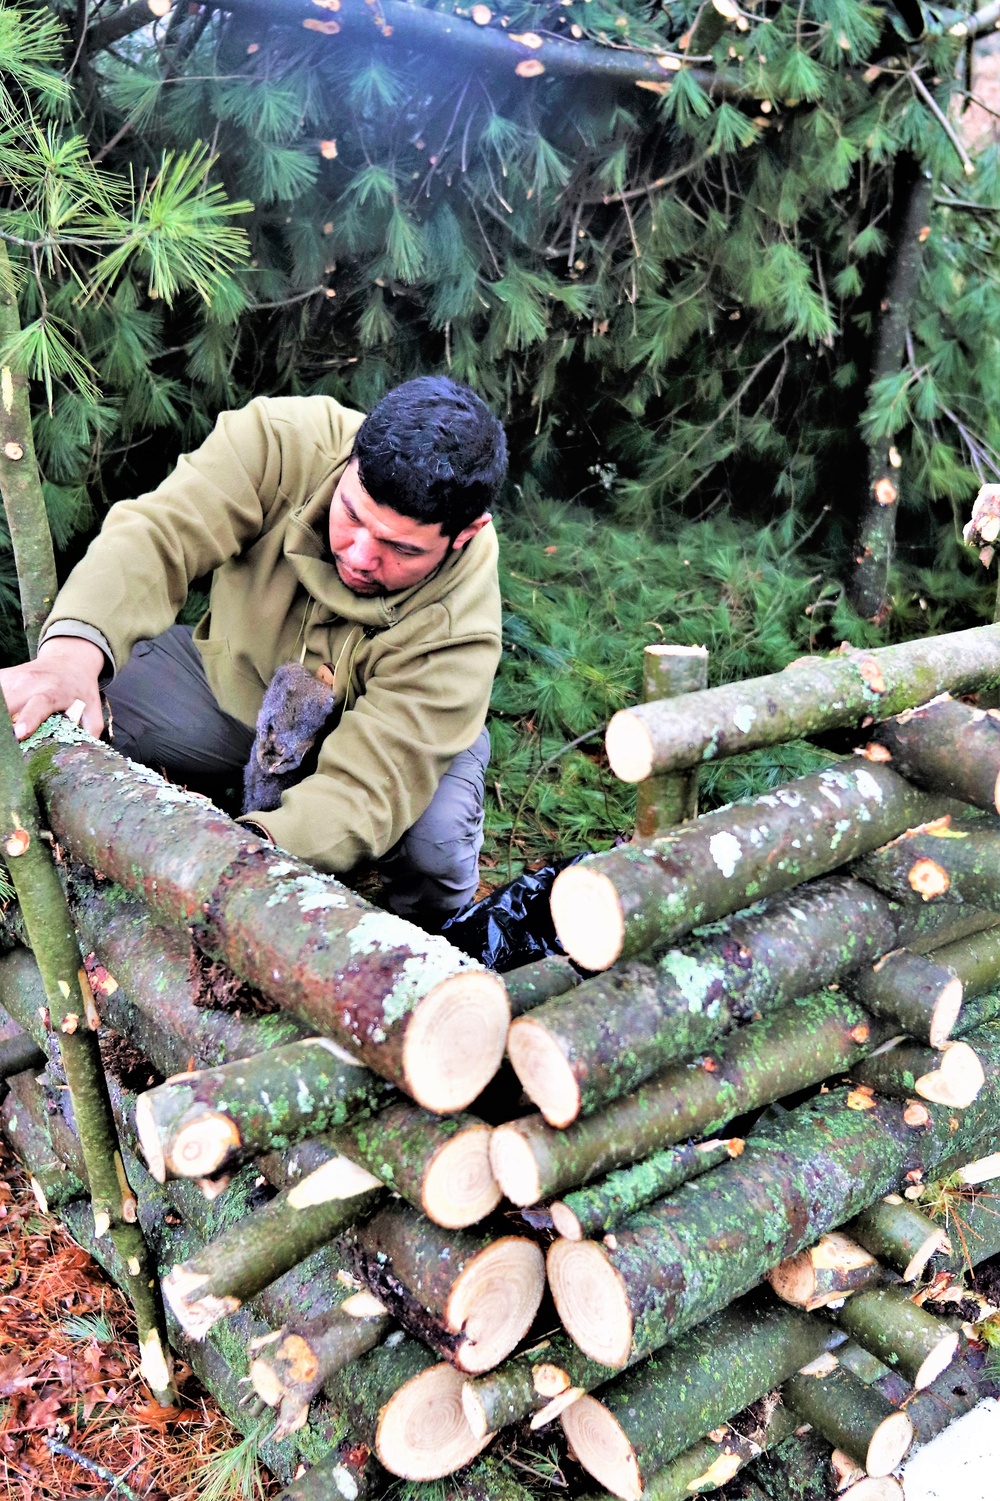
[{"x1": 3, "y1": 629, "x2": 1000, "y2": 1499}]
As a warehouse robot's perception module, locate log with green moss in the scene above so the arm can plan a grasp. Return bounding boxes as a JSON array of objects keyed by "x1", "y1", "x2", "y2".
[
  {"x1": 0, "y1": 1025, "x2": 44, "y2": 1079},
  {"x1": 856, "y1": 819, "x2": 1000, "y2": 914},
  {"x1": 279, "y1": 1451, "x2": 533, "y2": 1501},
  {"x1": 833, "y1": 1284, "x2": 959, "y2": 1389},
  {"x1": 134, "y1": 1039, "x2": 393, "y2": 1181},
  {"x1": 926, "y1": 1185, "x2": 1000, "y2": 1276},
  {"x1": 559, "y1": 1291, "x2": 844, "y2": 1500},
  {"x1": 845, "y1": 1197, "x2": 949, "y2": 1281},
  {"x1": 633, "y1": 644, "x2": 708, "y2": 838},
  {"x1": 0, "y1": 1072, "x2": 85, "y2": 1210},
  {"x1": 502, "y1": 955, "x2": 580, "y2": 1017},
  {"x1": 0, "y1": 713, "x2": 176, "y2": 1403},
  {"x1": 511, "y1": 874, "x2": 901, "y2": 1126},
  {"x1": 604, "y1": 625, "x2": 1000, "y2": 783},
  {"x1": 551, "y1": 1138, "x2": 739, "y2": 1240},
  {"x1": 22, "y1": 721, "x2": 509, "y2": 1112},
  {"x1": 492, "y1": 988, "x2": 897, "y2": 1206},
  {"x1": 349, "y1": 1198, "x2": 545, "y2": 1373},
  {"x1": 846, "y1": 925, "x2": 1000, "y2": 1048},
  {"x1": 780, "y1": 1360, "x2": 913, "y2": 1477},
  {"x1": 868, "y1": 694, "x2": 1000, "y2": 814},
  {"x1": 765, "y1": 1231, "x2": 881, "y2": 1312},
  {"x1": 626, "y1": 1399, "x2": 800, "y2": 1501},
  {"x1": 275, "y1": 1444, "x2": 382, "y2": 1501},
  {"x1": 852, "y1": 1037, "x2": 986, "y2": 1109},
  {"x1": 551, "y1": 762, "x2": 956, "y2": 972},
  {"x1": 743, "y1": 1428, "x2": 905, "y2": 1501},
  {"x1": 546, "y1": 1023, "x2": 1000, "y2": 1369},
  {"x1": 873, "y1": 1342, "x2": 1000, "y2": 1444},
  {"x1": 251, "y1": 1295, "x2": 393, "y2": 1440},
  {"x1": 461, "y1": 1331, "x2": 619, "y2": 1438}
]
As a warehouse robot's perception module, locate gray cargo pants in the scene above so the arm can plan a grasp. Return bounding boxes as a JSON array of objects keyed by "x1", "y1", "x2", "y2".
[{"x1": 104, "y1": 625, "x2": 488, "y2": 927}]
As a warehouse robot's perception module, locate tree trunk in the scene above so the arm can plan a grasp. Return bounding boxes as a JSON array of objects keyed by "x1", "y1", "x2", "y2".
[
  {"x1": 0, "y1": 241, "x2": 59, "y2": 656},
  {"x1": 550, "y1": 1138, "x2": 738, "y2": 1240},
  {"x1": 550, "y1": 762, "x2": 953, "y2": 972},
  {"x1": 0, "y1": 715, "x2": 175, "y2": 1403},
  {"x1": 780, "y1": 1362, "x2": 913, "y2": 1476},
  {"x1": 868, "y1": 694, "x2": 1000, "y2": 813},
  {"x1": 852, "y1": 1038, "x2": 985, "y2": 1109},
  {"x1": 461, "y1": 1331, "x2": 620, "y2": 1438},
  {"x1": 546, "y1": 1025, "x2": 1000, "y2": 1369},
  {"x1": 559, "y1": 1292, "x2": 844, "y2": 1499},
  {"x1": 492, "y1": 988, "x2": 898, "y2": 1206},
  {"x1": 746, "y1": 1428, "x2": 905, "y2": 1501},
  {"x1": 833, "y1": 1284, "x2": 959, "y2": 1390},
  {"x1": 849, "y1": 172, "x2": 935, "y2": 621},
  {"x1": 633, "y1": 645, "x2": 708, "y2": 839},
  {"x1": 502, "y1": 954, "x2": 580, "y2": 1017},
  {"x1": 134, "y1": 1038, "x2": 394, "y2": 1181},
  {"x1": 845, "y1": 1197, "x2": 949, "y2": 1281},
  {"x1": 23, "y1": 723, "x2": 508, "y2": 1112},
  {"x1": 604, "y1": 623, "x2": 1000, "y2": 783},
  {"x1": 513, "y1": 874, "x2": 903, "y2": 1125},
  {"x1": 348, "y1": 1199, "x2": 544, "y2": 1373}
]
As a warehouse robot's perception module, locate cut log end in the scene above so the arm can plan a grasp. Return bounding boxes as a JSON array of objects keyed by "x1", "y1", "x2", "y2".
[
  {"x1": 506, "y1": 1017, "x2": 581, "y2": 1129},
  {"x1": 445, "y1": 1237, "x2": 545, "y2": 1373},
  {"x1": 250, "y1": 1352, "x2": 288, "y2": 1407},
  {"x1": 162, "y1": 1264, "x2": 240, "y2": 1341},
  {"x1": 915, "y1": 1040, "x2": 985, "y2": 1108},
  {"x1": 422, "y1": 1123, "x2": 500, "y2": 1229},
  {"x1": 376, "y1": 1361, "x2": 491, "y2": 1480},
  {"x1": 865, "y1": 1411, "x2": 913, "y2": 1476},
  {"x1": 767, "y1": 1232, "x2": 877, "y2": 1311},
  {"x1": 488, "y1": 1124, "x2": 542, "y2": 1207},
  {"x1": 929, "y1": 976, "x2": 963, "y2": 1050},
  {"x1": 550, "y1": 863, "x2": 625, "y2": 973},
  {"x1": 902, "y1": 1227, "x2": 949, "y2": 1282},
  {"x1": 606, "y1": 708, "x2": 655, "y2": 784},
  {"x1": 560, "y1": 1393, "x2": 641, "y2": 1501},
  {"x1": 134, "y1": 1093, "x2": 167, "y2": 1184},
  {"x1": 402, "y1": 970, "x2": 510, "y2": 1114},
  {"x1": 547, "y1": 1237, "x2": 632, "y2": 1369},
  {"x1": 913, "y1": 1329, "x2": 960, "y2": 1390},
  {"x1": 169, "y1": 1111, "x2": 242, "y2": 1179},
  {"x1": 550, "y1": 1200, "x2": 583, "y2": 1240}
]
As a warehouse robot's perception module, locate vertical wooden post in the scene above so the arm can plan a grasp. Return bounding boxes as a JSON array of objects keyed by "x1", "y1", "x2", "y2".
[{"x1": 632, "y1": 644, "x2": 708, "y2": 841}]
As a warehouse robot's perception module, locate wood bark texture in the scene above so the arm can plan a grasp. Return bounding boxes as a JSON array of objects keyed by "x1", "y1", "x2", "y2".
[{"x1": 633, "y1": 644, "x2": 708, "y2": 838}]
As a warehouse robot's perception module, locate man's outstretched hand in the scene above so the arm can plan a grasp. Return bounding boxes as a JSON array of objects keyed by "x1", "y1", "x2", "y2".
[{"x1": 0, "y1": 636, "x2": 106, "y2": 741}]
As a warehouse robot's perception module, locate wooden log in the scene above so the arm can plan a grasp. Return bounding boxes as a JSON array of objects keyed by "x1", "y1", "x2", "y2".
[
  {"x1": 162, "y1": 1160, "x2": 385, "y2": 1339},
  {"x1": 559, "y1": 1292, "x2": 844, "y2": 1499},
  {"x1": 603, "y1": 624, "x2": 1000, "y2": 781},
  {"x1": 503, "y1": 955, "x2": 580, "y2": 1017},
  {"x1": 853, "y1": 1038, "x2": 985, "y2": 1109},
  {"x1": 511, "y1": 874, "x2": 901, "y2": 1125},
  {"x1": 744, "y1": 1428, "x2": 906, "y2": 1501},
  {"x1": 0, "y1": 1027, "x2": 44, "y2": 1079},
  {"x1": 0, "y1": 945, "x2": 50, "y2": 1049},
  {"x1": 23, "y1": 722, "x2": 509, "y2": 1112},
  {"x1": 766, "y1": 1232, "x2": 881, "y2": 1312},
  {"x1": 461, "y1": 1333, "x2": 618, "y2": 1439},
  {"x1": 856, "y1": 818, "x2": 1000, "y2": 914},
  {"x1": 623, "y1": 1399, "x2": 800, "y2": 1501},
  {"x1": 550, "y1": 1138, "x2": 739, "y2": 1241},
  {"x1": 0, "y1": 1072, "x2": 86, "y2": 1211},
  {"x1": 546, "y1": 1024, "x2": 1000, "y2": 1369},
  {"x1": 251, "y1": 1296, "x2": 393, "y2": 1441},
  {"x1": 833, "y1": 1284, "x2": 959, "y2": 1390},
  {"x1": 867, "y1": 694, "x2": 1000, "y2": 814},
  {"x1": 551, "y1": 761, "x2": 953, "y2": 972},
  {"x1": 845, "y1": 1197, "x2": 949, "y2": 1281},
  {"x1": 277, "y1": 1452, "x2": 532, "y2": 1501},
  {"x1": 134, "y1": 1039, "x2": 393, "y2": 1181},
  {"x1": 847, "y1": 949, "x2": 964, "y2": 1049},
  {"x1": 349, "y1": 1199, "x2": 545, "y2": 1373},
  {"x1": 927, "y1": 1186, "x2": 1000, "y2": 1276},
  {"x1": 875, "y1": 1342, "x2": 1000, "y2": 1445},
  {"x1": 492, "y1": 989, "x2": 897, "y2": 1206},
  {"x1": 274, "y1": 1445, "x2": 382, "y2": 1501},
  {"x1": 780, "y1": 1361, "x2": 913, "y2": 1477},
  {"x1": 633, "y1": 644, "x2": 708, "y2": 839}
]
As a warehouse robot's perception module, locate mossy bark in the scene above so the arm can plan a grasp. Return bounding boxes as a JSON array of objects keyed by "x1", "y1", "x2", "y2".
[
  {"x1": 23, "y1": 723, "x2": 505, "y2": 1105},
  {"x1": 0, "y1": 1026, "x2": 45, "y2": 1079},
  {"x1": 563, "y1": 1292, "x2": 843, "y2": 1490},
  {"x1": 552, "y1": 1138, "x2": 735, "y2": 1239},
  {"x1": 633, "y1": 645, "x2": 708, "y2": 838},
  {"x1": 502, "y1": 955, "x2": 580, "y2": 1017},
  {"x1": 869, "y1": 695, "x2": 1000, "y2": 813},
  {"x1": 634, "y1": 1400, "x2": 798, "y2": 1501},
  {"x1": 833, "y1": 1284, "x2": 957, "y2": 1387},
  {"x1": 496, "y1": 988, "x2": 897, "y2": 1206},
  {"x1": 547, "y1": 1022, "x2": 1000, "y2": 1367},
  {"x1": 780, "y1": 1362, "x2": 911, "y2": 1473},
  {"x1": 846, "y1": 1197, "x2": 948, "y2": 1280},
  {"x1": 1, "y1": 1071, "x2": 86, "y2": 1209},
  {"x1": 0, "y1": 715, "x2": 175, "y2": 1402},
  {"x1": 518, "y1": 874, "x2": 902, "y2": 1121},
  {"x1": 856, "y1": 821, "x2": 1000, "y2": 914},
  {"x1": 553, "y1": 762, "x2": 953, "y2": 969},
  {"x1": 252, "y1": 1300, "x2": 393, "y2": 1438},
  {"x1": 929, "y1": 1186, "x2": 1000, "y2": 1276},
  {"x1": 605, "y1": 624, "x2": 1000, "y2": 779}
]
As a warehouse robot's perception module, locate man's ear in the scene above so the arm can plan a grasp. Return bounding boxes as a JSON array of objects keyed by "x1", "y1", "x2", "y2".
[{"x1": 450, "y1": 512, "x2": 492, "y2": 551}]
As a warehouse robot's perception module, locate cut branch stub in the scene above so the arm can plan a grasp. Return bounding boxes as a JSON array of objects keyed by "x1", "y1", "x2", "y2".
[
  {"x1": 867, "y1": 694, "x2": 1000, "y2": 814},
  {"x1": 23, "y1": 724, "x2": 509, "y2": 1111},
  {"x1": 605, "y1": 624, "x2": 1000, "y2": 782},
  {"x1": 512, "y1": 873, "x2": 899, "y2": 1124},
  {"x1": 551, "y1": 761, "x2": 950, "y2": 971},
  {"x1": 766, "y1": 1231, "x2": 881, "y2": 1311}
]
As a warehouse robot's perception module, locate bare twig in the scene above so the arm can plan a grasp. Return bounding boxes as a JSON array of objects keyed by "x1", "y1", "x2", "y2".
[
  {"x1": 908, "y1": 70, "x2": 976, "y2": 178},
  {"x1": 45, "y1": 1439, "x2": 142, "y2": 1501}
]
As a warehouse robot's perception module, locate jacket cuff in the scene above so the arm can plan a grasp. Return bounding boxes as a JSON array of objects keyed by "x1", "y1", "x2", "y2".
[
  {"x1": 40, "y1": 621, "x2": 116, "y2": 687},
  {"x1": 236, "y1": 814, "x2": 275, "y2": 844}
]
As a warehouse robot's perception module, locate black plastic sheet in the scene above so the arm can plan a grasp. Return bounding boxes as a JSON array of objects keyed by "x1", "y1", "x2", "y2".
[{"x1": 441, "y1": 856, "x2": 584, "y2": 972}]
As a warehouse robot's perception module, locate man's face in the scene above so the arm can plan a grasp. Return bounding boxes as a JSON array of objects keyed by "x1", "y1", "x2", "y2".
[{"x1": 328, "y1": 460, "x2": 490, "y2": 596}]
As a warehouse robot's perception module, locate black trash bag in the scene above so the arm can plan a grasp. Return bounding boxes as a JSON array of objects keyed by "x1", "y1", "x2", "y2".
[{"x1": 441, "y1": 855, "x2": 585, "y2": 972}]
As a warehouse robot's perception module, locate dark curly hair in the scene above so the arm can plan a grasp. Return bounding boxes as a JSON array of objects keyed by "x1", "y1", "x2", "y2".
[{"x1": 353, "y1": 376, "x2": 507, "y2": 537}]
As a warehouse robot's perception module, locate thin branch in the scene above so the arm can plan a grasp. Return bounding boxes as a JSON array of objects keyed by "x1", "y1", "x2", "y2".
[
  {"x1": 907, "y1": 69, "x2": 976, "y2": 178},
  {"x1": 45, "y1": 1441, "x2": 142, "y2": 1501}
]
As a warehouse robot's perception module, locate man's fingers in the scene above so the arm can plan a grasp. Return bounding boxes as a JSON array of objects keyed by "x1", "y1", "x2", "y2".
[
  {"x1": 11, "y1": 693, "x2": 54, "y2": 741},
  {"x1": 81, "y1": 700, "x2": 105, "y2": 740}
]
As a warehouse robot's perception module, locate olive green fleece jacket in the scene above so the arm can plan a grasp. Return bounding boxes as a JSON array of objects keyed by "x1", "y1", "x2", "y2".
[{"x1": 42, "y1": 395, "x2": 503, "y2": 873}]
